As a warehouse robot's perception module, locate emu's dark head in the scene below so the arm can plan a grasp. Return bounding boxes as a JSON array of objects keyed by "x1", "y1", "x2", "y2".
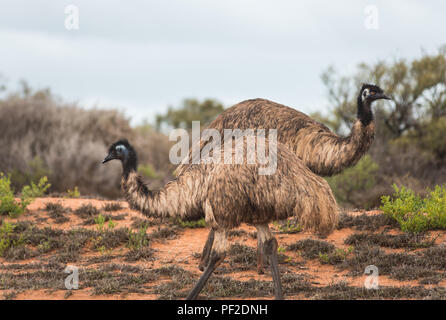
[
  {"x1": 102, "y1": 139, "x2": 137, "y2": 167},
  {"x1": 359, "y1": 83, "x2": 391, "y2": 103}
]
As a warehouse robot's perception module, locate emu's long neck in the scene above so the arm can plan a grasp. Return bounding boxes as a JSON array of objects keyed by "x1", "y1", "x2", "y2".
[
  {"x1": 120, "y1": 161, "x2": 203, "y2": 220},
  {"x1": 121, "y1": 171, "x2": 170, "y2": 219},
  {"x1": 122, "y1": 156, "x2": 138, "y2": 179},
  {"x1": 296, "y1": 96, "x2": 375, "y2": 177},
  {"x1": 324, "y1": 96, "x2": 375, "y2": 174},
  {"x1": 357, "y1": 95, "x2": 373, "y2": 126}
]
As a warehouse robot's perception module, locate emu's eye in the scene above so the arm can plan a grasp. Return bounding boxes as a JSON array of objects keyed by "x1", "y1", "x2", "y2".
[{"x1": 370, "y1": 91, "x2": 376, "y2": 95}]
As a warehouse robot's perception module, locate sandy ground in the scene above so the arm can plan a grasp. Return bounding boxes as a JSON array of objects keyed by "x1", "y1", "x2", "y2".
[{"x1": 0, "y1": 197, "x2": 445, "y2": 300}]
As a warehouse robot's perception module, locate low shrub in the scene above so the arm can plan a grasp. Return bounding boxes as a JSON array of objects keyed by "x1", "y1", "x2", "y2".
[
  {"x1": 127, "y1": 225, "x2": 150, "y2": 251},
  {"x1": 0, "y1": 173, "x2": 50, "y2": 217},
  {"x1": 380, "y1": 184, "x2": 446, "y2": 232},
  {"x1": 174, "y1": 218, "x2": 206, "y2": 228},
  {"x1": 273, "y1": 219, "x2": 302, "y2": 234},
  {"x1": 65, "y1": 186, "x2": 80, "y2": 198},
  {"x1": 0, "y1": 221, "x2": 17, "y2": 256}
]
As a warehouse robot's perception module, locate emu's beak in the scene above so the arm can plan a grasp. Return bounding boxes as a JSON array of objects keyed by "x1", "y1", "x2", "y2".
[
  {"x1": 102, "y1": 153, "x2": 114, "y2": 164},
  {"x1": 380, "y1": 93, "x2": 392, "y2": 100}
]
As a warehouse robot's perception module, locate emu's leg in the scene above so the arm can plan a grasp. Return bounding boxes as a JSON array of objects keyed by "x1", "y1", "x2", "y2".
[
  {"x1": 264, "y1": 237, "x2": 283, "y2": 299},
  {"x1": 256, "y1": 231, "x2": 265, "y2": 274},
  {"x1": 256, "y1": 224, "x2": 284, "y2": 300},
  {"x1": 186, "y1": 229, "x2": 228, "y2": 300},
  {"x1": 199, "y1": 228, "x2": 215, "y2": 271},
  {"x1": 201, "y1": 228, "x2": 265, "y2": 274}
]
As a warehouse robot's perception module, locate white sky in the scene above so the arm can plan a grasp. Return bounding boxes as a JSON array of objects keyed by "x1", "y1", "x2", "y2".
[{"x1": 0, "y1": 0, "x2": 445, "y2": 124}]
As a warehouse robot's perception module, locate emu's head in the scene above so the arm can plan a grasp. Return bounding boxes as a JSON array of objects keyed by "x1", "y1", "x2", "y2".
[
  {"x1": 359, "y1": 83, "x2": 391, "y2": 103},
  {"x1": 102, "y1": 139, "x2": 137, "y2": 167}
]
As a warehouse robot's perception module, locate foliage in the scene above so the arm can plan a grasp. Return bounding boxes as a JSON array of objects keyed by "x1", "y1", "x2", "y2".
[
  {"x1": 318, "y1": 246, "x2": 353, "y2": 265},
  {"x1": 321, "y1": 48, "x2": 446, "y2": 138},
  {"x1": 127, "y1": 225, "x2": 150, "y2": 251},
  {"x1": 92, "y1": 214, "x2": 118, "y2": 253},
  {"x1": 94, "y1": 214, "x2": 106, "y2": 232},
  {"x1": 94, "y1": 214, "x2": 116, "y2": 232},
  {"x1": 325, "y1": 155, "x2": 379, "y2": 207},
  {"x1": 0, "y1": 173, "x2": 50, "y2": 218},
  {"x1": 0, "y1": 221, "x2": 26, "y2": 257},
  {"x1": 66, "y1": 186, "x2": 80, "y2": 198},
  {"x1": 273, "y1": 219, "x2": 302, "y2": 234},
  {"x1": 138, "y1": 164, "x2": 159, "y2": 179},
  {"x1": 155, "y1": 98, "x2": 224, "y2": 130},
  {"x1": 0, "y1": 221, "x2": 16, "y2": 256},
  {"x1": 174, "y1": 218, "x2": 206, "y2": 228},
  {"x1": 380, "y1": 184, "x2": 446, "y2": 232},
  {"x1": 21, "y1": 176, "x2": 51, "y2": 199}
]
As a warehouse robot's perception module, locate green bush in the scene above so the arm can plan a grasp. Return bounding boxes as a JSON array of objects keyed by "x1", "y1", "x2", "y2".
[
  {"x1": 325, "y1": 155, "x2": 379, "y2": 207},
  {"x1": 380, "y1": 184, "x2": 446, "y2": 233},
  {"x1": 21, "y1": 175, "x2": 51, "y2": 199},
  {"x1": 127, "y1": 225, "x2": 150, "y2": 250},
  {"x1": 0, "y1": 173, "x2": 50, "y2": 217},
  {"x1": 0, "y1": 221, "x2": 25, "y2": 257},
  {"x1": 66, "y1": 186, "x2": 81, "y2": 198},
  {"x1": 174, "y1": 218, "x2": 206, "y2": 228},
  {"x1": 138, "y1": 163, "x2": 159, "y2": 179},
  {"x1": 0, "y1": 221, "x2": 16, "y2": 256},
  {"x1": 273, "y1": 219, "x2": 302, "y2": 234}
]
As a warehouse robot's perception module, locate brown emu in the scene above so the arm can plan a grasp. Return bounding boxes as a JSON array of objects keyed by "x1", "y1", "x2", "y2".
[
  {"x1": 177, "y1": 83, "x2": 390, "y2": 271},
  {"x1": 102, "y1": 138, "x2": 338, "y2": 299},
  {"x1": 177, "y1": 84, "x2": 390, "y2": 177}
]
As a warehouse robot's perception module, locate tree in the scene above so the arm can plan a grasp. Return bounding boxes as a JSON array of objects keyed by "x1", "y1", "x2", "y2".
[
  {"x1": 320, "y1": 47, "x2": 446, "y2": 141},
  {"x1": 320, "y1": 47, "x2": 446, "y2": 207},
  {"x1": 155, "y1": 98, "x2": 224, "y2": 131}
]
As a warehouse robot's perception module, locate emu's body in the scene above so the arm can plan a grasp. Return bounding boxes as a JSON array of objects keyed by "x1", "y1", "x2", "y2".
[
  {"x1": 105, "y1": 138, "x2": 338, "y2": 299},
  {"x1": 123, "y1": 139, "x2": 338, "y2": 234}
]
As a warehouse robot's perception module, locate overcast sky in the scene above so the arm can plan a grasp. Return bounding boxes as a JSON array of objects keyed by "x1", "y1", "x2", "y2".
[{"x1": 0, "y1": 0, "x2": 445, "y2": 124}]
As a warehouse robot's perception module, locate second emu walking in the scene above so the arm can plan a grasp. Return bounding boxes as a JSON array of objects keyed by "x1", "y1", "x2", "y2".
[{"x1": 102, "y1": 138, "x2": 338, "y2": 299}]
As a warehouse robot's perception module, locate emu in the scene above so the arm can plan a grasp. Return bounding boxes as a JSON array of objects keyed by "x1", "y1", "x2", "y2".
[
  {"x1": 177, "y1": 84, "x2": 390, "y2": 176},
  {"x1": 102, "y1": 138, "x2": 338, "y2": 299},
  {"x1": 176, "y1": 83, "x2": 391, "y2": 272}
]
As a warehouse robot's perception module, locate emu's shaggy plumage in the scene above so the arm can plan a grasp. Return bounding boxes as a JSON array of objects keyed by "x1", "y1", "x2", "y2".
[
  {"x1": 176, "y1": 84, "x2": 390, "y2": 177},
  {"x1": 121, "y1": 138, "x2": 338, "y2": 236}
]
